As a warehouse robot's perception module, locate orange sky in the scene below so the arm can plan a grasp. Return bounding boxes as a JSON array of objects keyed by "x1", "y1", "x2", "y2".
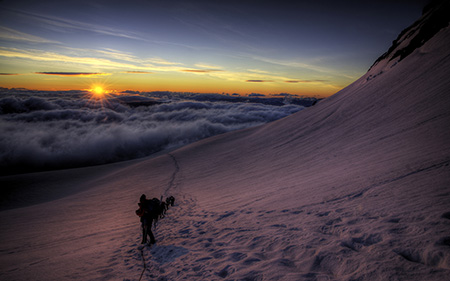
[{"x1": 0, "y1": 71, "x2": 342, "y2": 97}]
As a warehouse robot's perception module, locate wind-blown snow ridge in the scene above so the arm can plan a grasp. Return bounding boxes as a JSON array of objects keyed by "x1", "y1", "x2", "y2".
[{"x1": 1, "y1": 1, "x2": 450, "y2": 280}]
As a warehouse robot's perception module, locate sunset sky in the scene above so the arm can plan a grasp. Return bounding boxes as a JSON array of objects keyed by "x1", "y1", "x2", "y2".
[{"x1": 0, "y1": 0, "x2": 427, "y2": 97}]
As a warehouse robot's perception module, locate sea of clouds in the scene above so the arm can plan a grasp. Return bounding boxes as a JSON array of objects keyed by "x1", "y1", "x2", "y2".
[{"x1": 0, "y1": 88, "x2": 307, "y2": 175}]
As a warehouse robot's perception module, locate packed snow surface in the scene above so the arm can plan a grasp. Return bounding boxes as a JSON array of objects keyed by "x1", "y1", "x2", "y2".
[{"x1": 1, "y1": 5, "x2": 450, "y2": 281}]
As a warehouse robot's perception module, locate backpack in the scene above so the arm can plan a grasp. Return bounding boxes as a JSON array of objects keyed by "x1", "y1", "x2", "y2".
[{"x1": 148, "y1": 198, "x2": 161, "y2": 219}]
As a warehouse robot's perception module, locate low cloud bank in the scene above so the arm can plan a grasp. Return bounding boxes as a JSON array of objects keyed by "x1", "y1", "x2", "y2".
[{"x1": 0, "y1": 89, "x2": 304, "y2": 174}]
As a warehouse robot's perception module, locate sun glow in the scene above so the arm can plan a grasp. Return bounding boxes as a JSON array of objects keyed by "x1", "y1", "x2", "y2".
[
  {"x1": 86, "y1": 84, "x2": 114, "y2": 108},
  {"x1": 90, "y1": 86, "x2": 106, "y2": 99},
  {"x1": 94, "y1": 86, "x2": 104, "y2": 94}
]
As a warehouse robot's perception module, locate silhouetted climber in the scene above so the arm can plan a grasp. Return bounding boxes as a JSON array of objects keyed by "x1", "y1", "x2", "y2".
[
  {"x1": 136, "y1": 194, "x2": 156, "y2": 245},
  {"x1": 166, "y1": 196, "x2": 175, "y2": 207}
]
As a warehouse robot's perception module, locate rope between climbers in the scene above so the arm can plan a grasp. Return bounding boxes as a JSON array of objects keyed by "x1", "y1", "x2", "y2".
[
  {"x1": 139, "y1": 246, "x2": 147, "y2": 281},
  {"x1": 137, "y1": 153, "x2": 179, "y2": 281}
]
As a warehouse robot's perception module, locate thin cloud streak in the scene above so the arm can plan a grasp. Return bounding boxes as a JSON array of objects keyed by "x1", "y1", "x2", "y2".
[
  {"x1": 7, "y1": 8, "x2": 207, "y2": 52},
  {"x1": 36, "y1": 72, "x2": 108, "y2": 77},
  {"x1": 250, "y1": 54, "x2": 360, "y2": 82},
  {"x1": 195, "y1": 63, "x2": 223, "y2": 69},
  {"x1": 8, "y1": 8, "x2": 145, "y2": 42},
  {"x1": 145, "y1": 57, "x2": 184, "y2": 66},
  {"x1": 250, "y1": 55, "x2": 333, "y2": 74},
  {"x1": 61, "y1": 47, "x2": 185, "y2": 69},
  {"x1": 0, "y1": 47, "x2": 186, "y2": 73},
  {"x1": 124, "y1": 71, "x2": 153, "y2": 74},
  {"x1": 182, "y1": 69, "x2": 223, "y2": 73},
  {"x1": 247, "y1": 69, "x2": 271, "y2": 74},
  {"x1": 0, "y1": 47, "x2": 142, "y2": 70},
  {"x1": 285, "y1": 80, "x2": 328, "y2": 83},
  {"x1": 0, "y1": 26, "x2": 60, "y2": 44}
]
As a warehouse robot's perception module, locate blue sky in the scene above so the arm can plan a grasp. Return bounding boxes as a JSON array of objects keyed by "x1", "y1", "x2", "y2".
[{"x1": 0, "y1": 0, "x2": 427, "y2": 96}]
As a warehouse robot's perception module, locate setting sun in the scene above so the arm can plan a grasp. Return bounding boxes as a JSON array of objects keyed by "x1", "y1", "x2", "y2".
[
  {"x1": 94, "y1": 86, "x2": 104, "y2": 95},
  {"x1": 92, "y1": 86, "x2": 105, "y2": 97},
  {"x1": 89, "y1": 85, "x2": 109, "y2": 100}
]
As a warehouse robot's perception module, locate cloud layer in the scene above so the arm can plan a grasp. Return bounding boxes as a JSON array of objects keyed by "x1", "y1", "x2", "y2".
[{"x1": 0, "y1": 89, "x2": 304, "y2": 174}]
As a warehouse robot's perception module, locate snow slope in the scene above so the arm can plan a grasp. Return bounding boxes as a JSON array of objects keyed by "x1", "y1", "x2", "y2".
[{"x1": 1, "y1": 3, "x2": 450, "y2": 281}]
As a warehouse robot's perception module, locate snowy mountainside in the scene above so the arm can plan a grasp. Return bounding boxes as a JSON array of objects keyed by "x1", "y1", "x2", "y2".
[
  {"x1": 1, "y1": 2, "x2": 450, "y2": 280},
  {"x1": 168, "y1": 13, "x2": 450, "y2": 278},
  {"x1": 367, "y1": 0, "x2": 450, "y2": 81}
]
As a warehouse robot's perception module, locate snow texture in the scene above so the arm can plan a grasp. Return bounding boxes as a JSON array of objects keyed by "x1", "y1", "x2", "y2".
[{"x1": 1, "y1": 3, "x2": 450, "y2": 280}]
